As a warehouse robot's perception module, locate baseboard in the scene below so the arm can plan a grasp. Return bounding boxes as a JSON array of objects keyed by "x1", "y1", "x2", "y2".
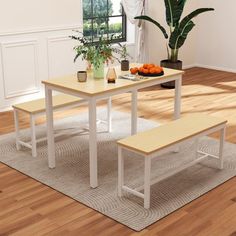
[
  {"x1": 183, "y1": 64, "x2": 197, "y2": 69},
  {"x1": 195, "y1": 64, "x2": 236, "y2": 73},
  {"x1": 0, "y1": 106, "x2": 13, "y2": 112}
]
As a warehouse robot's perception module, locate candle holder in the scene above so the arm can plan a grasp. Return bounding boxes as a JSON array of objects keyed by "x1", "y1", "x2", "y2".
[{"x1": 106, "y1": 67, "x2": 117, "y2": 83}]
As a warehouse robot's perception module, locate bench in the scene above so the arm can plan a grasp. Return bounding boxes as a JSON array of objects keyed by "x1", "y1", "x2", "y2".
[
  {"x1": 117, "y1": 114, "x2": 227, "y2": 209},
  {"x1": 13, "y1": 94, "x2": 111, "y2": 157}
]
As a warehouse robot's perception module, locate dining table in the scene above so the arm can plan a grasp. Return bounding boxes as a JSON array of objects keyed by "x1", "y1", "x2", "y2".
[{"x1": 42, "y1": 64, "x2": 184, "y2": 188}]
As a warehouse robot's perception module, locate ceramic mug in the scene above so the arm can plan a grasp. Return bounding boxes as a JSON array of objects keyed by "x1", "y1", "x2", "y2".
[{"x1": 77, "y1": 71, "x2": 87, "y2": 82}]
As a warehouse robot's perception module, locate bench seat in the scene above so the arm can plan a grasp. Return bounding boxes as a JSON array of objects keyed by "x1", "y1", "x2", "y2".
[
  {"x1": 117, "y1": 114, "x2": 227, "y2": 155},
  {"x1": 117, "y1": 114, "x2": 227, "y2": 209},
  {"x1": 13, "y1": 94, "x2": 84, "y2": 114}
]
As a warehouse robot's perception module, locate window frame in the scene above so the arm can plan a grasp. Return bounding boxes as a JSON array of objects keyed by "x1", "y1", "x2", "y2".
[{"x1": 83, "y1": 0, "x2": 127, "y2": 44}]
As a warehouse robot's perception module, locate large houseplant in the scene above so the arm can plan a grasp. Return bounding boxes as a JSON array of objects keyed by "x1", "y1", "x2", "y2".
[
  {"x1": 71, "y1": 33, "x2": 118, "y2": 79},
  {"x1": 135, "y1": 1, "x2": 214, "y2": 88}
]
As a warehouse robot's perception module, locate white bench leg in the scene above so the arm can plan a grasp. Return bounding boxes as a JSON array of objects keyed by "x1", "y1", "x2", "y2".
[
  {"x1": 30, "y1": 114, "x2": 37, "y2": 157},
  {"x1": 107, "y1": 97, "x2": 112, "y2": 132},
  {"x1": 218, "y1": 127, "x2": 225, "y2": 170},
  {"x1": 13, "y1": 109, "x2": 21, "y2": 150},
  {"x1": 118, "y1": 146, "x2": 124, "y2": 197},
  {"x1": 174, "y1": 77, "x2": 181, "y2": 120},
  {"x1": 144, "y1": 157, "x2": 151, "y2": 209}
]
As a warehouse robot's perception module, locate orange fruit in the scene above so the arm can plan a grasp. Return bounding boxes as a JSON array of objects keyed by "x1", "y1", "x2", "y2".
[
  {"x1": 143, "y1": 69, "x2": 149, "y2": 74},
  {"x1": 149, "y1": 68, "x2": 156, "y2": 74},
  {"x1": 130, "y1": 67, "x2": 138, "y2": 74},
  {"x1": 154, "y1": 67, "x2": 162, "y2": 74},
  {"x1": 138, "y1": 67, "x2": 144, "y2": 73},
  {"x1": 143, "y1": 64, "x2": 148, "y2": 69},
  {"x1": 147, "y1": 64, "x2": 155, "y2": 69},
  {"x1": 130, "y1": 68, "x2": 135, "y2": 74}
]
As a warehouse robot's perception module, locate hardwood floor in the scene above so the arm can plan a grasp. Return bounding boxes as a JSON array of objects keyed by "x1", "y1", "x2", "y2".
[{"x1": 1, "y1": 67, "x2": 236, "y2": 235}]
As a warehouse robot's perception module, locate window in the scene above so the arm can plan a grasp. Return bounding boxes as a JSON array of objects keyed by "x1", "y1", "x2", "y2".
[{"x1": 83, "y1": 0, "x2": 127, "y2": 43}]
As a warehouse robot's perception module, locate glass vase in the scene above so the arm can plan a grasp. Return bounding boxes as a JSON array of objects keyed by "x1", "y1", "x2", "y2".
[{"x1": 93, "y1": 63, "x2": 104, "y2": 79}]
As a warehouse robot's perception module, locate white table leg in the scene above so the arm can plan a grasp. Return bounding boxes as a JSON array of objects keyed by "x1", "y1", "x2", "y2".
[
  {"x1": 131, "y1": 90, "x2": 138, "y2": 135},
  {"x1": 118, "y1": 146, "x2": 124, "y2": 197},
  {"x1": 144, "y1": 157, "x2": 151, "y2": 209},
  {"x1": 30, "y1": 114, "x2": 37, "y2": 157},
  {"x1": 45, "y1": 86, "x2": 55, "y2": 168},
  {"x1": 89, "y1": 98, "x2": 98, "y2": 188},
  {"x1": 218, "y1": 127, "x2": 226, "y2": 169},
  {"x1": 13, "y1": 109, "x2": 21, "y2": 150},
  {"x1": 174, "y1": 77, "x2": 182, "y2": 120},
  {"x1": 107, "y1": 97, "x2": 112, "y2": 132},
  {"x1": 173, "y1": 77, "x2": 182, "y2": 153}
]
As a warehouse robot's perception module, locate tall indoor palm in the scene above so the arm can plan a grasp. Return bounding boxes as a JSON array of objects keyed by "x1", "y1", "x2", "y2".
[{"x1": 135, "y1": 1, "x2": 214, "y2": 63}]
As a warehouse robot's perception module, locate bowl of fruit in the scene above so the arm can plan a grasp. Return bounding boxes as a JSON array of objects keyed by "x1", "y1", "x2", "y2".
[{"x1": 130, "y1": 64, "x2": 164, "y2": 77}]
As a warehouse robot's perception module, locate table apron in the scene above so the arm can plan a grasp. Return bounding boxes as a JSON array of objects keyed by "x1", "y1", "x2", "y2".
[{"x1": 45, "y1": 75, "x2": 182, "y2": 101}]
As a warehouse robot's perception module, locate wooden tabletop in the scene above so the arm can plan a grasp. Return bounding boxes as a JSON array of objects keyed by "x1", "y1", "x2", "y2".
[
  {"x1": 117, "y1": 114, "x2": 227, "y2": 155},
  {"x1": 42, "y1": 64, "x2": 184, "y2": 97}
]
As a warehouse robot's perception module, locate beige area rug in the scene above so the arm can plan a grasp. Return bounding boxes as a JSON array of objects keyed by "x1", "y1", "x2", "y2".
[{"x1": 0, "y1": 109, "x2": 236, "y2": 231}]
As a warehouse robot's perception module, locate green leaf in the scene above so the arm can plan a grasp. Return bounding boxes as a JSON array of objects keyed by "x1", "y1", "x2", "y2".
[
  {"x1": 134, "y1": 15, "x2": 168, "y2": 39},
  {"x1": 169, "y1": 20, "x2": 195, "y2": 49},
  {"x1": 164, "y1": 0, "x2": 187, "y2": 27},
  {"x1": 169, "y1": 8, "x2": 214, "y2": 49},
  {"x1": 179, "y1": 8, "x2": 214, "y2": 31}
]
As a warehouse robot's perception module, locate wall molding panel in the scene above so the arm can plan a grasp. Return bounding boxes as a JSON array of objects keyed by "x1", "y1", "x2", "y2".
[
  {"x1": 47, "y1": 34, "x2": 84, "y2": 79},
  {"x1": 1, "y1": 39, "x2": 39, "y2": 99},
  {"x1": 0, "y1": 24, "x2": 82, "y2": 37},
  {"x1": 0, "y1": 26, "x2": 83, "y2": 111}
]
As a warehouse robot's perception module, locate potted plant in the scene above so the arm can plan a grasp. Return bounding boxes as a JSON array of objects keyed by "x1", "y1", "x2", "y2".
[
  {"x1": 71, "y1": 33, "x2": 117, "y2": 79},
  {"x1": 117, "y1": 43, "x2": 132, "y2": 71},
  {"x1": 135, "y1": 1, "x2": 214, "y2": 88}
]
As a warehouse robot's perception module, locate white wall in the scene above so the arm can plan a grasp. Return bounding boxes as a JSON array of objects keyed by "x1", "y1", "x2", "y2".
[
  {"x1": 196, "y1": 0, "x2": 236, "y2": 72},
  {"x1": 0, "y1": 0, "x2": 82, "y2": 32},
  {"x1": 147, "y1": 0, "x2": 198, "y2": 68},
  {"x1": 0, "y1": 0, "x2": 85, "y2": 111}
]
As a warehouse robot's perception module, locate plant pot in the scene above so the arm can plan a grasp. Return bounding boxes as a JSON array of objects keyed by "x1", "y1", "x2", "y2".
[
  {"x1": 121, "y1": 60, "x2": 129, "y2": 71},
  {"x1": 160, "y1": 60, "x2": 183, "y2": 89},
  {"x1": 93, "y1": 63, "x2": 104, "y2": 79}
]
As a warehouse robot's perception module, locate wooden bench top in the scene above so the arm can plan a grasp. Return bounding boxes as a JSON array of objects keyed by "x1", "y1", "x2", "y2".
[
  {"x1": 117, "y1": 114, "x2": 227, "y2": 155},
  {"x1": 13, "y1": 94, "x2": 84, "y2": 114}
]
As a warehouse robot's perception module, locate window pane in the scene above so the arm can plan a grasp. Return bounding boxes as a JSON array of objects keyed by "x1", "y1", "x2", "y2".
[
  {"x1": 82, "y1": 0, "x2": 126, "y2": 43},
  {"x1": 83, "y1": 19, "x2": 93, "y2": 37},
  {"x1": 93, "y1": 0, "x2": 109, "y2": 18},
  {"x1": 108, "y1": 16, "x2": 123, "y2": 38},
  {"x1": 92, "y1": 18, "x2": 109, "y2": 41},
  {"x1": 83, "y1": 0, "x2": 92, "y2": 19},
  {"x1": 110, "y1": 0, "x2": 122, "y2": 16}
]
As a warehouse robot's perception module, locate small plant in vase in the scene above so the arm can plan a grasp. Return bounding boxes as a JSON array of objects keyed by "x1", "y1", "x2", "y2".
[
  {"x1": 117, "y1": 43, "x2": 131, "y2": 71},
  {"x1": 71, "y1": 32, "x2": 118, "y2": 79}
]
